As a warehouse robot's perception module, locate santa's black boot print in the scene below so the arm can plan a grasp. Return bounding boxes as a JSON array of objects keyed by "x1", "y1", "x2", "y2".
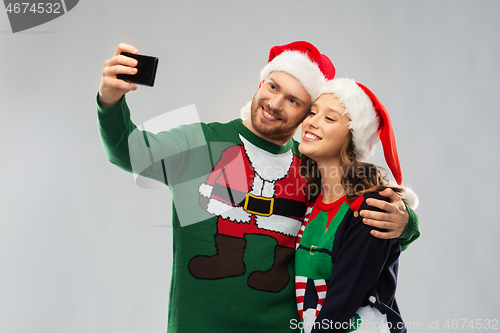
[
  {"x1": 247, "y1": 245, "x2": 294, "y2": 292},
  {"x1": 188, "y1": 234, "x2": 246, "y2": 279}
]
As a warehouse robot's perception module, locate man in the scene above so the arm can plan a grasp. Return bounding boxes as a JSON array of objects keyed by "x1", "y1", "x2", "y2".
[{"x1": 97, "y1": 41, "x2": 419, "y2": 332}]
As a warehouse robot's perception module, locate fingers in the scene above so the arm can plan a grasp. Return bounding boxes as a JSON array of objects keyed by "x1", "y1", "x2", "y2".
[
  {"x1": 365, "y1": 198, "x2": 395, "y2": 213},
  {"x1": 364, "y1": 218, "x2": 404, "y2": 239},
  {"x1": 101, "y1": 51, "x2": 139, "y2": 92},
  {"x1": 361, "y1": 202, "x2": 405, "y2": 239},
  {"x1": 104, "y1": 55, "x2": 138, "y2": 71},
  {"x1": 362, "y1": 193, "x2": 408, "y2": 240},
  {"x1": 98, "y1": 43, "x2": 139, "y2": 108},
  {"x1": 379, "y1": 188, "x2": 402, "y2": 204},
  {"x1": 369, "y1": 229, "x2": 398, "y2": 240},
  {"x1": 103, "y1": 63, "x2": 138, "y2": 77},
  {"x1": 362, "y1": 217, "x2": 392, "y2": 230},
  {"x1": 101, "y1": 76, "x2": 137, "y2": 92},
  {"x1": 360, "y1": 209, "x2": 389, "y2": 223},
  {"x1": 114, "y1": 43, "x2": 138, "y2": 56}
]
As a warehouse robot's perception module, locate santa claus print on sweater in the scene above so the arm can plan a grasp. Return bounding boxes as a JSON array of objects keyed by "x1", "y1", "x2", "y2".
[{"x1": 188, "y1": 135, "x2": 307, "y2": 293}]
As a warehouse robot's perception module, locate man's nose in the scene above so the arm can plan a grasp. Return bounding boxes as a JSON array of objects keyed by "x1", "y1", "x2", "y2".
[{"x1": 269, "y1": 95, "x2": 285, "y2": 112}]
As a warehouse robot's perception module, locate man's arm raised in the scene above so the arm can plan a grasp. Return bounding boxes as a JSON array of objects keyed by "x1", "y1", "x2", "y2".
[
  {"x1": 96, "y1": 43, "x2": 196, "y2": 187},
  {"x1": 98, "y1": 43, "x2": 139, "y2": 108}
]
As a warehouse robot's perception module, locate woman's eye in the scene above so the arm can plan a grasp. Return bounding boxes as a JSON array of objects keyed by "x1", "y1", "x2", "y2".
[
  {"x1": 326, "y1": 117, "x2": 335, "y2": 122},
  {"x1": 269, "y1": 84, "x2": 277, "y2": 90}
]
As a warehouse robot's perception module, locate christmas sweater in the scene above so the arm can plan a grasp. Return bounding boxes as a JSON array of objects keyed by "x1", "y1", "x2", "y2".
[
  {"x1": 295, "y1": 192, "x2": 406, "y2": 333},
  {"x1": 97, "y1": 95, "x2": 419, "y2": 332}
]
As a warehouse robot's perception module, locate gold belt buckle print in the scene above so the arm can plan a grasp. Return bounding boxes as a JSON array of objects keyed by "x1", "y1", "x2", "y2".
[{"x1": 243, "y1": 193, "x2": 274, "y2": 216}]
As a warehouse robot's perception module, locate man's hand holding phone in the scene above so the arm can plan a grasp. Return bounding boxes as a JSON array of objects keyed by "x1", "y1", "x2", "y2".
[
  {"x1": 99, "y1": 43, "x2": 159, "y2": 110},
  {"x1": 98, "y1": 43, "x2": 140, "y2": 109}
]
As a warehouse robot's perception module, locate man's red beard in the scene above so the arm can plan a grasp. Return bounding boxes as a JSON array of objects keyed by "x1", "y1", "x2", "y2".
[{"x1": 250, "y1": 97, "x2": 303, "y2": 141}]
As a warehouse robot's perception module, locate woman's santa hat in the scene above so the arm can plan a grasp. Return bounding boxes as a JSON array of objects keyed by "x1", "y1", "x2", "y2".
[
  {"x1": 320, "y1": 78, "x2": 418, "y2": 209},
  {"x1": 240, "y1": 41, "x2": 335, "y2": 120}
]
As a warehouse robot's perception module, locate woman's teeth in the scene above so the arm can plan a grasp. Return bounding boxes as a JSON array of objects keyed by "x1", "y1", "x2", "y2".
[{"x1": 305, "y1": 133, "x2": 321, "y2": 140}]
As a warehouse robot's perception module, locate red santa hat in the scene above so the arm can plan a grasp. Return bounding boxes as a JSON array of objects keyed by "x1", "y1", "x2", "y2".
[
  {"x1": 320, "y1": 78, "x2": 418, "y2": 208},
  {"x1": 240, "y1": 41, "x2": 335, "y2": 120}
]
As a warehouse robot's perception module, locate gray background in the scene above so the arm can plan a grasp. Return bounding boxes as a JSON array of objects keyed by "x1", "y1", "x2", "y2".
[{"x1": 1, "y1": 0, "x2": 499, "y2": 332}]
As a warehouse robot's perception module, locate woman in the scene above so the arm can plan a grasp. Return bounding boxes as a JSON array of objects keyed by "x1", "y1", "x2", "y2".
[{"x1": 295, "y1": 78, "x2": 416, "y2": 333}]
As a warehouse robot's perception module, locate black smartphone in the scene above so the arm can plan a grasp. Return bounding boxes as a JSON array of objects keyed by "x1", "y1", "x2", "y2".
[{"x1": 117, "y1": 52, "x2": 159, "y2": 87}]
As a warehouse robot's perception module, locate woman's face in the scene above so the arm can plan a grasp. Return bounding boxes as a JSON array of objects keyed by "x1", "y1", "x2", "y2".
[{"x1": 299, "y1": 93, "x2": 351, "y2": 164}]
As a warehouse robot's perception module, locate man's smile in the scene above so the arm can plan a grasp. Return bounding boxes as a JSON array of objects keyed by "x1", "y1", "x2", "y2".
[{"x1": 262, "y1": 106, "x2": 281, "y2": 121}]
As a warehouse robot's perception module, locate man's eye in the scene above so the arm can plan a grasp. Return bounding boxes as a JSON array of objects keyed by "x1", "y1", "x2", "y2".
[
  {"x1": 269, "y1": 84, "x2": 277, "y2": 90},
  {"x1": 290, "y1": 99, "x2": 297, "y2": 105}
]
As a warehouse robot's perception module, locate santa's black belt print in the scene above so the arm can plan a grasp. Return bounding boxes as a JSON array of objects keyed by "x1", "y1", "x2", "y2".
[{"x1": 211, "y1": 183, "x2": 306, "y2": 218}]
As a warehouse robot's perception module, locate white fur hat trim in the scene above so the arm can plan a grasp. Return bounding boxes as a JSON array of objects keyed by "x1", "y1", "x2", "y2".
[
  {"x1": 240, "y1": 101, "x2": 251, "y2": 121},
  {"x1": 319, "y1": 78, "x2": 380, "y2": 161},
  {"x1": 260, "y1": 51, "x2": 327, "y2": 104}
]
